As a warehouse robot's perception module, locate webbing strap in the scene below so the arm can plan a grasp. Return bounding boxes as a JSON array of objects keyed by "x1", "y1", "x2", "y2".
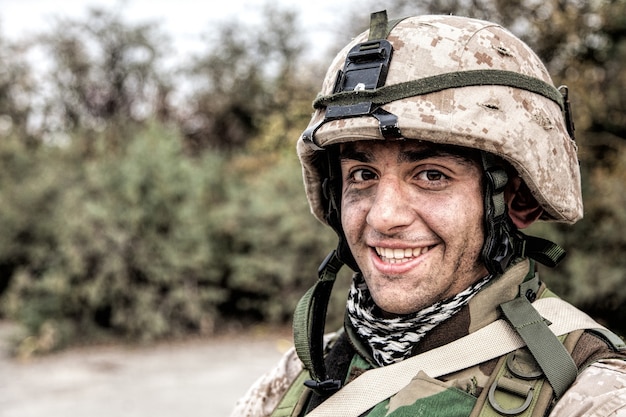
[
  {"x1": 305, "y1": 297, "x2": 607, "y2": 417},
  {"x1": 293, "y1": 251, "x2": 343, "y2": 387},
  {"x1": 480, "y1": 151, "x2": 524, "y2": 275},
  {"x1": 367, "y1": 10, "x2": 388, "y2": 40},
  {"x1": 313, "y1": 70, "x2": 565, "y2": 111},
  {"x1": 520, "y1": 233, "x2": 566, "y2": 268},
  {"x1": 367, "y1": 10, "x2": 405, "y2": 41},
  {"x1": 500, "y1": 297, "x2": 578, "y2": 398}
]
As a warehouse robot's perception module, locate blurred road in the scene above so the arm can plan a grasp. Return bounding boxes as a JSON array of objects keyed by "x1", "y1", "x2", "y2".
[{"x1": 0, "y1": 323, "x2": 290, "y2": 417}]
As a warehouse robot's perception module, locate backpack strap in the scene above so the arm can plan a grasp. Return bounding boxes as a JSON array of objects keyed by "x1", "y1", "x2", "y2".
[
  {"x1": 587, "y1": 327, "x2": 626, "y2": 351},
  {"x1": 292, "y1": 251, "x2": 344, "y2": 395}
]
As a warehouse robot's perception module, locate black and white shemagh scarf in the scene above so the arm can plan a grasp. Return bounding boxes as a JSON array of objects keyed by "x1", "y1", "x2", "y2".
[{"x1": 346, "y1": 273, "x2": 493, "y2": 367}]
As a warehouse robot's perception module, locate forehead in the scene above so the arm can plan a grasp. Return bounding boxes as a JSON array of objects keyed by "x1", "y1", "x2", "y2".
[{"x1": 339, "y1": 140, "x2": 482, "y2": 167}]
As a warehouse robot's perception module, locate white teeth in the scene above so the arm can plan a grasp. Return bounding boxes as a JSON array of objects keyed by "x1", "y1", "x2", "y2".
[{"x1": 375, "y1": 246, "x2": 431, "y2": 263}]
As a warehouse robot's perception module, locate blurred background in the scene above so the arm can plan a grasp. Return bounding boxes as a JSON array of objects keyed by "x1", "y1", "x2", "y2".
[{"x1": 0, "y1": 0, "x2": 624, "y2": 415}]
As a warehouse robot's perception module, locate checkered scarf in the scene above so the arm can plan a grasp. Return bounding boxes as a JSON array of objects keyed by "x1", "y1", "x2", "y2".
[{"x1": 346, "y1": 273, "x2": 493, "y2": 366}]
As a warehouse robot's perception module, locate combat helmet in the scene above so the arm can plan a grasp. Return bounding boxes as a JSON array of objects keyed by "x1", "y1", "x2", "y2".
[{"x1": 297, "y1": 10, "x2": 581, "y2": 275}]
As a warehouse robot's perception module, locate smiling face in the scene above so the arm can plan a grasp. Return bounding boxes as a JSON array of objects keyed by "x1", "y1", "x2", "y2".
[{"x1": 340, "y1": 140, "x2": 489, "y2": 315}]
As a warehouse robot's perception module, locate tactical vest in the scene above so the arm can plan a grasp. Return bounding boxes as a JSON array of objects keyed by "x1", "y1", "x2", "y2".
[{"x1": 271, "y1": 259, "x2": 626, "y2": 417}]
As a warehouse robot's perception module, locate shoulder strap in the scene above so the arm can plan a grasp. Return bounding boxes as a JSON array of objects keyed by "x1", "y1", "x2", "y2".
[
  {"x1": 499, "y1": 296, "x2": 577, "y2": 398},
  {"x1": 292, "y1": 251, "x2": 344, "y2": 394},
  {"x1": 305, "y1": 297, "x2": 608, "y2": 417},
  {"x1": 587, "y1": 327, "x2": 626, "y2": 351}
]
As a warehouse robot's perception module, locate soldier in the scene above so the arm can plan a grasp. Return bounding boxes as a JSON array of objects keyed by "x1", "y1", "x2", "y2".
[{"x1": 231, "y1": 10, "x2": 626, "y2": 417}]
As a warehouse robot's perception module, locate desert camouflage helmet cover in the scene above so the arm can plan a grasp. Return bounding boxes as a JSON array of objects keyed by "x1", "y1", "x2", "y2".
[{"x1": 297, "y1": 12, "x2": 583, "y2": 225}]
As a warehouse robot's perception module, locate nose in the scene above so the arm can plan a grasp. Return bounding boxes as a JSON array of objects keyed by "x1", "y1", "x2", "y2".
[{"x1": 366, "y1": 175, "x2": 417, "y2": 235}]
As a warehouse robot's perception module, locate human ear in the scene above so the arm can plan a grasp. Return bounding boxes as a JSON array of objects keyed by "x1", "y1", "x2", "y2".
[{"x1": 504, "y1": 176, "x2": 543, "y2": 229}]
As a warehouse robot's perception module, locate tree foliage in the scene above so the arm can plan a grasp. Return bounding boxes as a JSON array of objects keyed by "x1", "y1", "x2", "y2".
[
  {"x1": 0, "y1": 34, "x2": 36, "y2": 143},
  {"x1": 179, "y1": 4, "x2": 308, "y2": 151},
  {"x1": 37, "y1": 8, "x2": 174, "y2": 142},
  {"x1": 0, "y1": 124, "x2": 339, "y2": 353}
]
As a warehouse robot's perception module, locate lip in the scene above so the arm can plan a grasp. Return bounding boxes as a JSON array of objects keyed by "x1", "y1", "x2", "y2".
[{"x1": 368, "y1": 244, "x2": 435, "y2": 275}]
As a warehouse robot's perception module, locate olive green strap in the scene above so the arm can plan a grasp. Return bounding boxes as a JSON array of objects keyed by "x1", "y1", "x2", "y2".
[
  {"x1": 590, "y1": 327, "x2": 626, "y2": 350},
  {"x1": 367, "y1": 10, "x2": 389, "y2": 40},
  {"x1": 499, "y1": 297, "x2": 578, "y2": 398},
  {"x1": 313, "y1": 69, "x2": 565, "y2": 111},
  {"x1": 520, "y1": 233, "x2": 566, "y2": 268},
  {"x1": 367, "y1": 10, "x2": 406, "y2": 41},
  {"x1": 292, "y1": 251, "x2": 343, "y2": 392}
]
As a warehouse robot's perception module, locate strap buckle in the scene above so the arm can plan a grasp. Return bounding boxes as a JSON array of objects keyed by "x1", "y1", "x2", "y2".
[
  {"x1": 488, "y1": 376, "x2": 535, "y2": 415},
  {"x1": 304, "y1": 378, "x2": 343, "y2": 396}
]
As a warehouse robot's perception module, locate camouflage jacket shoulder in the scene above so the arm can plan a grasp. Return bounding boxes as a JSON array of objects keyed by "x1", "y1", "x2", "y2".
[{"x1": 549, "y1": 359, "x2": 626, "y2": 416}]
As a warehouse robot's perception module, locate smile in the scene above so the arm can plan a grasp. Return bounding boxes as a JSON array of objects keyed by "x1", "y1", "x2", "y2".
[{"x1": 374, "y1": 246, "x2": 433, "y2": 264}]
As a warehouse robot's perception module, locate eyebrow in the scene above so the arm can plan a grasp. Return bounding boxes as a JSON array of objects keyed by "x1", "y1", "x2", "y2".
[
  {"x1": 339, "y1": 146, "x2": 373, "y2": 163},
  {"x1": 339, "y1": 143, "x2": 477, "y2": 166}
]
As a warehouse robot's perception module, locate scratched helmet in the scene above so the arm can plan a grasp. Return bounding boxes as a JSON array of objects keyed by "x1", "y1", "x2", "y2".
[{"x1": 297, "y1": 11, "x2": 581, "y2": 274}]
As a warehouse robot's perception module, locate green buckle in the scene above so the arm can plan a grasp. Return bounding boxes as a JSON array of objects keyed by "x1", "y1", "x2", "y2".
[
  {"x1": 488, "y1": 376, "x2": 534, "y2": 415},
  {"x1": 485, "y1": 348, "x2": 543, "y2": 416}
]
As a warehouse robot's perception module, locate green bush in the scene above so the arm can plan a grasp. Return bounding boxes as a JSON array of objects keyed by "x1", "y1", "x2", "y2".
[
  {"x1": 0, "y1": 123, "x2": 343, "y2": 352},
  {"x1": 1, "y1": 126, "x2": 230, "y2": 348},
  {"x1": 214, "y1": 150, "x2": 341, "y2": 324},
  {"x1": 528, "y1": 139, "x2": 626, "y2": 335}
]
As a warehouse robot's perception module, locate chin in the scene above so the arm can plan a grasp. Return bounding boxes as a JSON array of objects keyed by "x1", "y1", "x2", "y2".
[{"x1": 372, "y1": 296, "x2": 425, "y2": 316}]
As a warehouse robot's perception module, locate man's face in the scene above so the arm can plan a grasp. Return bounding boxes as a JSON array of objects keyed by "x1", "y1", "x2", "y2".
[{"x1": 340, "y1": 140, "x2": 488, "y2": 316}]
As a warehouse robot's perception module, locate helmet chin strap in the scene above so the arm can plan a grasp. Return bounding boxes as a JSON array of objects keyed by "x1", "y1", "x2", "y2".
[
  {"x1": 480, "y1": 151, "x2": 566, "y2": 274},
  {"x1": 320, "y1": 147, "x2": 360, "y2": 272},
  {"x1": 480, "y1": 151, "x2": 523, "y2": 275}
]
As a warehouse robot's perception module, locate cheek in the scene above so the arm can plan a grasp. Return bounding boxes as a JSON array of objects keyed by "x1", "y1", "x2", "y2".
[
  {"x1": 432, "y1": 190, "x2": 484, "y2": 244},
  {"x1": 452, "y1": 191, "x2": 486, "y2": 254},
  {"x1": 341, "y1": 187, "x2": 370, "y2": 224},
  {"x1": 341, "y1": 197, "x2": 367, "y2": 236},
  {"x1": 458, "y1": 194, "x2": 484, "y2": 227}
]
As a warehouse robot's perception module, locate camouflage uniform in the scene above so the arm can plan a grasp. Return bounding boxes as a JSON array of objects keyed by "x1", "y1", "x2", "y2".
[
  {"x1": 550, "y1": 360, "x2": 626, "y2": 416},
  {"x1": 231, "y1": 12, "x2": 626, "y2": 417}
]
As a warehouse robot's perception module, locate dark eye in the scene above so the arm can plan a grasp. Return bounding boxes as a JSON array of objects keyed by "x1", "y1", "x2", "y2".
[
  {"x1": 351, "y1": 168, "x2": 377, "y2": 182},
  {"x1": 419, "y1": 170, "x2": 446, "y2": 181}
]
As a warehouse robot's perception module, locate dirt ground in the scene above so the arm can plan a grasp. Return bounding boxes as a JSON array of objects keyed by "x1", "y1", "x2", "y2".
[{"x1": 0, "y1": 322, "x2": 291, "y2": 417}]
